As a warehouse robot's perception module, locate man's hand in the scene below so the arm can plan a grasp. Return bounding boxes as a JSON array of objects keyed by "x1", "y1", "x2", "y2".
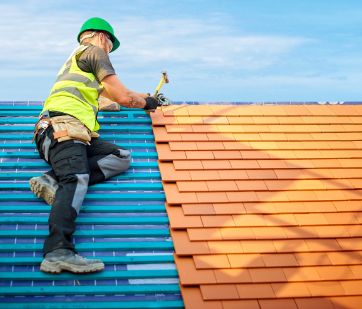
[
  {"x1": 156, "y1": 93, "x2": 172, "y2": 106},
  {"x1": 144, "y1": 96, "x2": 159, "y2": 112}
]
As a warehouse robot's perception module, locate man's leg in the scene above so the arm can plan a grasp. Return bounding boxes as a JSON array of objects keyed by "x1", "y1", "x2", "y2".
[
  {"x1": 37, "y1": 132, "x2": 103, "y2": 273},
  {"x1": 42, "y1": 139, "x2": 90, "y2": 254},
  {"x1": 29, "y1": 129, "x2": 59, "y2": 206},
  {"x1": 39, "y1": 138, "x2": 129, "y2": 273},
  {"x1": 86, "y1": 138, "x2": 131, "y2": 185},
  {"x1": 30, "y1": 138, "x2": 132, "y2": 206}
]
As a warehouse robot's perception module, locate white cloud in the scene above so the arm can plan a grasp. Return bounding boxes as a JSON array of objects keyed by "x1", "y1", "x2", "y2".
[
  {"x1": 114, "y1": 18, "x2": 309, "y2": 71},
  {"x1": 0, "y1": 2, "x2": 78, "y2": 73},
  {"x1": 0, "y1": 3, "x2": 309, "y2": 77},
  {"x1": 6, "y1": 1, "x2": 355, "y2": 101}
]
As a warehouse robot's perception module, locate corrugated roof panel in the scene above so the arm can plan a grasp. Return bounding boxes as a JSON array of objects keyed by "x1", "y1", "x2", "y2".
[{"x1": 0, "y1": 102, "x2": 183, "y2": 309}]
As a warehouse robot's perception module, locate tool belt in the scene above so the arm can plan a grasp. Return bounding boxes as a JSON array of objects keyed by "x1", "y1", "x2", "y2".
[{"x1": 33, "y1": 115, "x2": 99, "y2": 145}]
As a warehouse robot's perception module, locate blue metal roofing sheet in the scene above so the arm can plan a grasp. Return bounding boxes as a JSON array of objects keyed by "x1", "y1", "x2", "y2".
[{"x1": 0, "y1": 102, "x2": 183, "y2": 309}]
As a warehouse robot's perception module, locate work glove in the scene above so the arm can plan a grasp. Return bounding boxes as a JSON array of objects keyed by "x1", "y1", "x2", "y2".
[
  {"x1": 156, "y1": 93, "x2": 172, "y2": 106},
  {"x1": 144, "y1": 96, "x2": 159, "y2": 112}
]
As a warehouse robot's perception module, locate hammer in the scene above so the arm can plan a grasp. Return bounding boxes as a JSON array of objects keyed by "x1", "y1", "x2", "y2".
[{"x1": 153, "y1": 71, "x2": 169, "y2": 97}]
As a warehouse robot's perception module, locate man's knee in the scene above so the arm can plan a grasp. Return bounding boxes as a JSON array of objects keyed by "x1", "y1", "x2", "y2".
[
  {"x1": 97, "y1": 148, "x2": 131, "y2": 179},
  {"x1": 114, "y1": 148, "x2": 131, "y2": 173},
  {"x1": 118, "y1": 149, "x2": 131, "y2": 167}
]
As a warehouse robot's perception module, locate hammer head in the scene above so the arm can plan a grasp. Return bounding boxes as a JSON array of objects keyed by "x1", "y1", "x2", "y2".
[{"x1": 162, "y1": 71, "x2": 169, "y2": 84}]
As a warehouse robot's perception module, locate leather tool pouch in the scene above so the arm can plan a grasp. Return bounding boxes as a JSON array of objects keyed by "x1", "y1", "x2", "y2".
[
  {"x1": 90, "y1": 131, "x2": 100, "y2": 138},
  {"x1": 51, "y1": 115, "x2": 92, "y2": 144}
]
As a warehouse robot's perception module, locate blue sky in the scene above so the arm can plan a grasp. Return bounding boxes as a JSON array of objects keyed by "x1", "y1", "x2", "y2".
[{"x1": 1, "y1": 0, "x2": 362, "y2": 102}]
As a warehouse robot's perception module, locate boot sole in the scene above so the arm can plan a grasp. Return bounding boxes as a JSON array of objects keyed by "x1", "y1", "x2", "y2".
[
  {"x1": 40, "y1": 259, "x2": 105, "y2": 274},
  {"x1": 29, "y1": 178, "x2": 55, "y2": 206}
]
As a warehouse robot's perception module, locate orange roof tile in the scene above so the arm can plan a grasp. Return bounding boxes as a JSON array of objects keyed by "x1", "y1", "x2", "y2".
[{"x1": 152, "y1": 104, "x2": 362, "y2": 309}]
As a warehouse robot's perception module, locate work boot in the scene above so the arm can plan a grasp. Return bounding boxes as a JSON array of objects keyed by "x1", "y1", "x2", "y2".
[
  {"x1": 29, "y1": 174, "x2": 58, "y2": 206},
  {"x1": 40, "y1": 248, "x2": 105, "y2": 274}
]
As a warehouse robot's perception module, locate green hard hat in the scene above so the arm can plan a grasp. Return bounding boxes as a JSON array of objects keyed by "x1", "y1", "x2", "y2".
[{"x1": 77, "y1": 17, "x2": 120, "y2": 52}]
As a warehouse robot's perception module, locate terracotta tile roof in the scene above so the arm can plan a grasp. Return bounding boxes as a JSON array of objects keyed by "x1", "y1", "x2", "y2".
[{"x1": 151, "y1": 104, "x2": 362, "y2": 309}]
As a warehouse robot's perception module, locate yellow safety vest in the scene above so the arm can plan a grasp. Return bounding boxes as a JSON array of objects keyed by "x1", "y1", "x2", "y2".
[{"x1": 42, "y1": 45, "x2": 103, "y2": 131}]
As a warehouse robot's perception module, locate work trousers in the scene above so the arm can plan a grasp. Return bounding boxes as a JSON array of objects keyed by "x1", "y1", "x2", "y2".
[{"x1": 35, "y1": 126, "x2": 131, "y2": 255}]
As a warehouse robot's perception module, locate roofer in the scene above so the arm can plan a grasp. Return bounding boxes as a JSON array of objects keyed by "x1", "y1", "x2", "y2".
[{"x1": 29, "y1": 17, "x2": 166, "y2": 274}]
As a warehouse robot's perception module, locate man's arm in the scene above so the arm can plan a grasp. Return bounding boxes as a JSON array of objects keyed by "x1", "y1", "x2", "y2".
[
  {"x1": 129, "y1": 91, "x2": 149, "y2": 99},
  {"x1": 101, "y1": 75, "x2": 146, "y2": 109},
  {"x1": 101, "y1": 87, "x2": 149, "y2": 101}
]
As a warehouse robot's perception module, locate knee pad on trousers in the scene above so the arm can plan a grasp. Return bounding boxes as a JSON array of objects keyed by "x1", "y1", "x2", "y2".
[
  {"x1": 71, "y1": 173, "x2": 89, "y2": 214},
  {"x1": 56, "y1": 173, "x2": 89, "y2": 214},
  {"x1": 97, "y1": 149, "x2": 131, "y2": 179}
]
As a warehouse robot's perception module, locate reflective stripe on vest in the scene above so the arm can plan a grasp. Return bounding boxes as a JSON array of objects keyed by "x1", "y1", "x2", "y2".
[{"x1": 42, "y1": 45, "x2": 103, "y2": 131}]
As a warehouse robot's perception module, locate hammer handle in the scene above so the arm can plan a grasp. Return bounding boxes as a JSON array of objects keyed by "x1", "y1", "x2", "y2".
[{"x1": 154, "y1": 78, "x2": 166, "y2": 97}]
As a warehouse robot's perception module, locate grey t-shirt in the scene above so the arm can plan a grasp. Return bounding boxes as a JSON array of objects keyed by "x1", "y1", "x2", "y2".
[{"x1": 76, "y1": 44, "x2": 116, "y2": 82}]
